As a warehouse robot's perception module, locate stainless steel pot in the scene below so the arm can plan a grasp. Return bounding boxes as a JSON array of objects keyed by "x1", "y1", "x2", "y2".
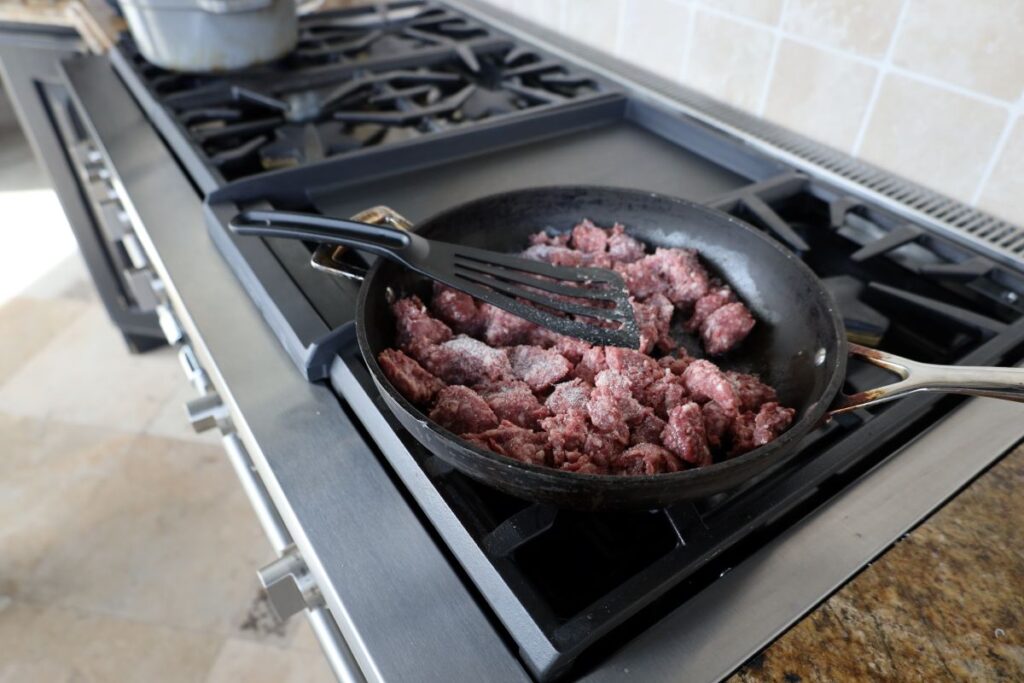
[{"x1": 120, "y1": 0, "x2": 298, "y2": 72}]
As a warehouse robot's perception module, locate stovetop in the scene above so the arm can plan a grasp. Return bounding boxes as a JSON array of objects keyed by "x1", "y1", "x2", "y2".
[
  {"x1": 117, "y1": 1, "x2": 606, "y2": 189},
  {"x1": 108, "y1": 2, "x2": 1024, "y2": 681}
]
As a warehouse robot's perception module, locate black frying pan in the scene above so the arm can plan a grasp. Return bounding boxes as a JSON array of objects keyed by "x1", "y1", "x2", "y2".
[{"x1": 234, "y1": 186, "x2": 1024, "y2": 510}]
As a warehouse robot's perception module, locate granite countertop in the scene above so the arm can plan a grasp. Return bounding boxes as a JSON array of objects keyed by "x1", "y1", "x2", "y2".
[{"x1": 732, "y1": 443, "x2": 1024, "y2": 681}]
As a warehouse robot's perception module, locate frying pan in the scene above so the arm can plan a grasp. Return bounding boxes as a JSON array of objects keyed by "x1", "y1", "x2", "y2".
[{"x1": 240, "y1": 186, "x2": 1024, "y2": 510}]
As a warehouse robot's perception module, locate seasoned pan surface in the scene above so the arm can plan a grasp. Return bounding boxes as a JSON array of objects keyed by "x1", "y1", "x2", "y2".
[{"x1": 355, "y1": 186, "x2": 847, "y2": 509}]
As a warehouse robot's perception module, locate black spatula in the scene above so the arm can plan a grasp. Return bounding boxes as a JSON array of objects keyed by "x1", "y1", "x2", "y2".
[{"x1": 229, "y1": 209, "x2": 641, "y2": 349}]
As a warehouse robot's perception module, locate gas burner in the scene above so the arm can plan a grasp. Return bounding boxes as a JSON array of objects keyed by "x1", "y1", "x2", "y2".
[
  {"x1": 294, "y1": 2, "x2": 490, "y2": 72},
  {"x1": 168, "y1": 46, "x2": 601, "y2": 180}
]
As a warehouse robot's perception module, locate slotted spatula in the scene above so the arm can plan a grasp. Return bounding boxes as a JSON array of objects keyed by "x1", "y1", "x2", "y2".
[{"x1": 229, "y1": 209, "x2": 641, "y2": 349}]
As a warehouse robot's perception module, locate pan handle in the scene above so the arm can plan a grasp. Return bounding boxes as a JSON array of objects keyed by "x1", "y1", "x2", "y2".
[
  {"x1": 308, "y1": 206, "x2": 415, "y2": 282},
  {"x1": 829, "y1": 343, "x2": 1024, "y2": 416}
]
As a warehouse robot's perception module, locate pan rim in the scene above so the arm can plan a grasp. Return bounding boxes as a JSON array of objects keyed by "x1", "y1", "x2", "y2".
[{"x1": 355, "y1": 185, "x2": 848, "y2": 493}]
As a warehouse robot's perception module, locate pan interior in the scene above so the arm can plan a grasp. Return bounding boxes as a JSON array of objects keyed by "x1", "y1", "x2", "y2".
[{"x1": 361, "y1": 187, "x2": 842, "y2": 431}]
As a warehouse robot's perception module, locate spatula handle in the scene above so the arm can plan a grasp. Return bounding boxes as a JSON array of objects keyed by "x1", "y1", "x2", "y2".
[{"x1": 229, "y1": 209, "x2": 415, "y2": 260}]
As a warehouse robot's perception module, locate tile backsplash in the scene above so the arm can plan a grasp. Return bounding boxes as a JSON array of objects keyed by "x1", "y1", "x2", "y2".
[{"x1": 476, "y1": 0, "x2": 1024, "y2": 225}]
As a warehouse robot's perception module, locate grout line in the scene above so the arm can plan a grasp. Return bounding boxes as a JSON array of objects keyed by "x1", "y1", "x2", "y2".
[
  {"x1": 851, "y1": 0, "x2": 911, "y2": 155},
  {"x1": 692, "y1": 0, "x2": 1015, "y2": 115},
  {"x1": 677, "y1": 0, "x2": 698, "y2": 81},
  {"x1": 755, "y1": 0, "x2": 790, "y2": 116}
]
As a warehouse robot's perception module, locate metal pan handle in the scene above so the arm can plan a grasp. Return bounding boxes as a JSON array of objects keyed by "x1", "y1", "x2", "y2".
[
  {"x1": 829, "y1": 343, "x2": 1024, "y2": 415},
  {"x1": 311, "y1": 207, "x2": 415, "y2": 282}
]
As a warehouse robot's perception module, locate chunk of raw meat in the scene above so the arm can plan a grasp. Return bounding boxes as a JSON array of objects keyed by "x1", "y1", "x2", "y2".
[
  {"x1": 571, "y1": 219, "x2": 609, "y2": 253},
  {"x1": 728, "y1": 412, "x2": 757, "y2": 457},
  {"x1": 587, "y1": 370, "x2": 646, "y2": 432},
  {"x1": 527, "y1": 327, "x2": 592, "y2": 364},
  {"x1": 614, "y1": 443, "x2": 684, "y2": 475},
  {"x1": 754, "y1": 402, "x2": 796, "y2": 446},
  {"x1": 701, "y1": 302, "x2": 755, "y2": 355},
  {"x1": 377, "y1": 349, "x2": 444, "y2": 405},
  {"x1": 604, "y1": 346, "x2": 663, "y2": 390},
  {"x1": 541, "y1": 410, "x2": 590, "y2": 463},
  {"x1": 583, "y1": 424, "x2": 628, "y2": 467},
  {"x1": 465, "y1": 421, "x2": 549, "y2": 467},
  {"x1": 392, "y1": 296, "x2": 452, "y2": 356},
  {"x1": 686, "y1": 285, "x2": 735, "y2": 332},
  {"x1": 631, "y1": 293, "x2": 676, "y2": 354},
  {"x1": 522, "y1": 244, "x2": 612, "y2": 269},
  {"x1": 546, "y1": 378, "x2": 593, "y2": 414},
  {"x1": 509, "y1": 345, "x2": 573, "y2": 392},
  {"x1": 574, "y1": 346, "x2": 608, "y2": 384},
  {"x1": 649, "y1": 248, "x2": 710, "y2": 308},
  {"x1": 480, "y1": 304, "x2": 536, "y2": 347},
  {"x1": 630, "y1": 408, "x2": 667, "y2": 445},
  {"x1": 638, "y1": 370, "x2": 689, "y2": 419},
  {"x1": 560, "y1": 452, "x2": 609, "y2": 475},
  {"x1": 682, "y1": 359, "x2": 739, "y2": 413},
  {"x1": 429, "y1": 385, "x2": 499, "y2": 434},
  {"x1": 657, "y1": 350, "x2": 693, "y2": 375},
  {"x1": 480, "y1": 382, "x2": 550, "y2": 429},
  {"x1": 420, "y1": 335, "x2": 512, "y2": 386},
  {"x1": 607, "y1": 224, "x2": 646, "y2": 263},
  {"x1": 702, "y1": 401, "x2": 732, "y2": 450},
  {"x1": 727, "y1": 371, "x2": 778, "y2": 412},
  {"x1": 431, "y1": 284, "x2": 484, "y2": 336},
  {"x1": 614, "y1": 258, "x2": 664, "y2": 299},
  {"x1": 661, "y1": 402, "x2": 712, "y2": 466}
]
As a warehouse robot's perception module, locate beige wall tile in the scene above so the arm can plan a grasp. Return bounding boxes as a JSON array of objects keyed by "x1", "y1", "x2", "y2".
[
  {"x1": 764, "y1": 40, "x2": 876, "y2": 152},
  {"x1": 858, "y1": 75, "x2": 1006, "y2": 202},
  {"x1": 0, "y1": 601, "x2": 222, "y2": 683},
  {"x1": 694, "y1": 0, "x2": 783, "y2": 25},
  {"x1": 616, "y1": 0, "x2": 690, "y2": 79},
  {"x1": 564, "y1": 0, "x2": 622, "y2": 50},
  {"x1": 783, "y1": 0, "x2": 903, "y2": 59},
  {"x1": 682, "y1": 10, "x2": 775, "y2": 112},
  {"x1": 977, "y1": 117, "x2": 1024, "y2": 226},
  {"x1": 893, "y1": 0, "x2": 1024, "y2": 101}
]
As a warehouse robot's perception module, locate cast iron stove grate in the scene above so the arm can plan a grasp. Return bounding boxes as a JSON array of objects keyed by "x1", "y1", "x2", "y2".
[{"x1": 326, "y1": 171, "x2": 1024, "y2": 681}]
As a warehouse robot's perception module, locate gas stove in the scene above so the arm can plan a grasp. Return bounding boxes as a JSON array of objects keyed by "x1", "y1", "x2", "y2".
[{"x1": 98, "y1": 2, "x2": 1024, "y2": 681}]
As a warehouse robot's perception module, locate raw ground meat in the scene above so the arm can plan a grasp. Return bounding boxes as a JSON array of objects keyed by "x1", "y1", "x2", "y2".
[
  {"x1": 392, "y1": 296, "x2": 452, "y2": 356},
  {"x1": 377, "y1": 349, "x2": 444, "y2": 405},
  {"x1": 480, "y1": 381, "x2": 550, "y2": 429},
  {"x1": 682, "y1": 360, "x2": 739, "y2": 413},
  {"x1": 546, "y1": 379, "x2": 592, "y2": 414},
  {"x1": 431, "y1": 284, "x2": 484, "y2": 336},
  {"x1": 380, "y1": 219, "x2": 794, "y2": 477},
  {"x1": 754, "y1": 402, "x2": 796, "y2": 445},
  {"x1": 614, "y1": 443, "x2": 684, "y2": 475},
  {"x1": 607, "y1": 224, "x2": 646, "y2": 263},
  {"x1": 429, "y1": 385, "x2": 499, "y2": 434},
  {"x1": 420, "y1": 335, "x2": 513, "y2": 386},
  {"x1": 571, "y1": 219, "x2": 609, "y2": 253},
  {"x1": 509, "y1": 345, "x2": 574, "y2": 392},
  {"x1": 661, "y1": 403, "x2": 712, "y2": 466},
  {"x1": 701, "y1": 302, "x2": 756, "y2": 356},
  {"x1": 465, "y1": 421, "x2": 549, "y2": 466},
  {"x1": 727, "y1": 371, "x2": 778, "y2": 412},
  {"x1": 686, "y1": 285, "x2": 735, "y2": 332}
]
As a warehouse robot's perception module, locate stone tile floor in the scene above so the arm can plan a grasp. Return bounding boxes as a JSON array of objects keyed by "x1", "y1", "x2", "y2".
[{"x1": 0, "y1": 124, "x2": 335, "y2": 681}]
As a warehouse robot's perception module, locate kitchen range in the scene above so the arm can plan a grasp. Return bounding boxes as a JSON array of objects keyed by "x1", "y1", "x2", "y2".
[{"x1": 3, "y1": 2, "x2": 1024, "y2": 681}]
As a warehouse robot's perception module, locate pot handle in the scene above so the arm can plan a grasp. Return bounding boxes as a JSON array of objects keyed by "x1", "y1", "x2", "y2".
[
  {"x1": 308, "y1": 206, "x2": 415, "y2": 283},
  {"x1": 828, "y1": 343, "x2": 1024, "y2": 416}
]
